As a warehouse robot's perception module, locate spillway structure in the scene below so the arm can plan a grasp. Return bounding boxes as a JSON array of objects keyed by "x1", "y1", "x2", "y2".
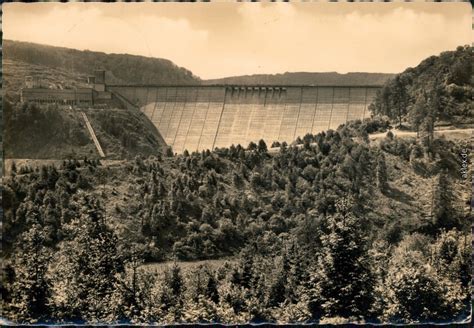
[{"x1": 108, "y1": 85, "x2": 380, "y2": 153}]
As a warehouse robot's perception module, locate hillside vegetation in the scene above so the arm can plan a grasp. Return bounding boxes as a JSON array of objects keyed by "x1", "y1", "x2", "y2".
[
  {"x1": 3, "y1": 59, "x2": 90, "y2": 100},
  {"x1": 2, "y1": 125, "x2": 471, "y2": 324},
  {"x1": 205, "y1": 72, "x2": 393, "y2": 86},
  {"x1": 370, "y1": 45, "x2": 473, "y2": 128},
  {"x1": 3, "y1": 101, "x2": 165, "y2": 159},
  {"x1": 3, "y1": 39, "x2": 200, "y2": 86}
]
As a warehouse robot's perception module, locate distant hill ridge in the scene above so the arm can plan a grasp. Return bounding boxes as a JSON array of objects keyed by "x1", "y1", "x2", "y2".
[
  {"x1": 204, "y1": 72, "x2": 394, "y2": 86},
  {"x1": 4, "y1": 40, "x2": 392, "y2": 87}
]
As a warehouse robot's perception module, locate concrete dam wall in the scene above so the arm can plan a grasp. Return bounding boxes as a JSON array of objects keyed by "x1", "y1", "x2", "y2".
[{"x1": 109, "y1": 85, "x2": 380, "y2": 153}]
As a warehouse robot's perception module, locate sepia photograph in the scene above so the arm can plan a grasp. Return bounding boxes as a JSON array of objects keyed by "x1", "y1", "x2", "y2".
[{"x1": 1, "y1": 1, "x2": 473, "y2": 325}]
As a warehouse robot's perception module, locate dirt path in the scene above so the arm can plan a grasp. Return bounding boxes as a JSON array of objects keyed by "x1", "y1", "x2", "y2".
[{"x1": 369, "y1": 128, "x2": 473, "y2": 140}]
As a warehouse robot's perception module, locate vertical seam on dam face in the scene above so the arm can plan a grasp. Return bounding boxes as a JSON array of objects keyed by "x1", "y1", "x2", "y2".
[
  {"x1": 261, "y1": 88, "x2": 269, "y2": 142},
  {"x1": 183, "y1": 89, "x2": 199, "y2": 153},
  {"x1": 172, "y1": 89, "x2": 187, "y2": 147},
  {"x1": 327, "y1": 87, "x2": 335, "y2": 130},
  {"x1": 276, "y1": 90, "x2": 285, "y2": 142},
  {"x1": 151, "y1": 89, "x2": 158, "y2": 121},
  {"x1": 159, "y1": 88, "x2": 170, "y2": 136},
  {"x1": 156, "y1": 87, "x2": 169, "y2": 128},
  {"x1": 196, "y1": 88, "x2": 212, "y2": 152},
  {"x1": 363, "y1": 87, "x2": 368, "y2": 119},
  {"x1": 165, "y1": 88, "x2": 179, "y2": 142},
  {"x1": 345, "y1": 87, "x2": 351, "y2": 123},
  {"x1": 293, "y1": 87, "x2": 304, "y2": 142},
  {"x1": 211, "y1": 87, "x2": 228, "y2": 151},
  {"x1": 277, "y1": 90, "x2": 287, "y2": 141},
  {"x1": 244, "y1": 89, "x2": 257, "y2": 146},
  {"x1": 126, "y1": 85, "x2": 380, "y2": 153},
  {"x1": 310, "y1": 87, "x2": 319, "y2": 133},
  {"x1": 144, "y1": 87, "x2": 149, "y2": 109}
]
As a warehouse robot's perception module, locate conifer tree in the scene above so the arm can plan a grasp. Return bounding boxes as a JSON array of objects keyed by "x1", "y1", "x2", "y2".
[
  {"x1": 10, "y1": 225, "x2": 51, "y2": 322},
  {"x1": 383, "y1": 239, "x2": 465, "y2": 322},
  {"x1": 268, "y1": 257, "x2": 289, "y2": 307},
  {"x1": 257, "y1": 139, "x2": 268, "y2": 153},
  {"x1": 165, "y1": 146, "x2": 174, "y2": 157},
  {"x1": 376, "y1": 152, "x2": 389, "y2": 191},
  {"x1": 206, "y1": 274, "x2": 220, "y2": 304},
  {"x1": 308, "y1": 198, "x2": 374, "y2": 319},
  {"x1": 247, "y1": 141, "x2": 257, "y2": 151},
  {"x1": 232, "y1": 171, "x2": 244, "y2": 188},
  {"x1": 10, "y1": 161, "x2": 17, "y2": 175},
  {"x1": 432, "y1": 229, "x2": 471, "y2": 290},
  {"x1": 432, "y1": 170, "x2": 459, "y2": 231},
  {"x1": 161, "y1": 262, "x2": 186, "y2": 310},
  {"x1": 49, "y1": 199, "x2": 124, "y2": 321},
  {"x1": 391, "y1": 76, "x2": 409, "y2": 127}
]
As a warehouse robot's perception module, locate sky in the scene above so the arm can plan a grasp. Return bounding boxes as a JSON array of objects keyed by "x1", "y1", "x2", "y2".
[{"x1": 3, "y1": 2, "x2": 472, "y2": 79}]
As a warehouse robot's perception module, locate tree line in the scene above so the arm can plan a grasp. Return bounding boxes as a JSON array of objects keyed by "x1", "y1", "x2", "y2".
[{"x1": 369, "y1": 45, "x2": 472, "y2": 136}]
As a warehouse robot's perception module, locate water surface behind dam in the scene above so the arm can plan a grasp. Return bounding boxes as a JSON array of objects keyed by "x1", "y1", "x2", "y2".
[{"x1": 109, "y1": 85, "x2": 380, "y2": 153}]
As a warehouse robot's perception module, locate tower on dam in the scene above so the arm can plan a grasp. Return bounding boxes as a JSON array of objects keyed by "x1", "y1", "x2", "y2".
[{"x1": 109, "y1": 84, "x2": 380, "y2": 153}]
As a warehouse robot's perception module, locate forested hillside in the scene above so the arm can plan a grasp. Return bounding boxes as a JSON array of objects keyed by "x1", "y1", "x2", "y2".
[
  {"x1": 2, "y1": 123, "x2": 471, "y2": 324},
  {"x1": 3, "y1": 40, "x2": 200, "y2": 86},
  {"x1": 205, "y1": 72, "x2": 393, "y2": 86},
  {"x1": 3, "y1": 101, "x2": 165, "y2": 159},
  {"x1": 370, "y1": 45, "x2": 473, "y2": 128}
]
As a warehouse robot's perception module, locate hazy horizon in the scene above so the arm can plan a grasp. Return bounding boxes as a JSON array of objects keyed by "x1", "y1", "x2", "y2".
[{"x1": 3, "y1": 2, "x2": 471, "y2": 79}]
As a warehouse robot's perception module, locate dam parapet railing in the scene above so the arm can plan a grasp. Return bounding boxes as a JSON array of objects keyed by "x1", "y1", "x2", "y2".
[{"x1": 106, "y1": 84, "x2": 381, "y2": 105}]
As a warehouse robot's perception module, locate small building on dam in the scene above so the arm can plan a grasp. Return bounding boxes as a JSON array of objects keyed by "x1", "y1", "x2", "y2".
[{"x1": 20, "y1": 70, "x2": 112, "y2": 106}]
